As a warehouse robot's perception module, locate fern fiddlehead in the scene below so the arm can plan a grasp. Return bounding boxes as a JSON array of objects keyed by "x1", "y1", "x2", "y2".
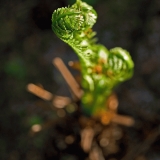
[{"x1": 52, "y1": 0, "x2": 134, "y2": 117}]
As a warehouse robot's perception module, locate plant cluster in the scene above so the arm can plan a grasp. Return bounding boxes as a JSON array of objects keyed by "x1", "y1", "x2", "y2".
[{"x1": 51, "y1": 0, "x2": 134, "y2": 116}]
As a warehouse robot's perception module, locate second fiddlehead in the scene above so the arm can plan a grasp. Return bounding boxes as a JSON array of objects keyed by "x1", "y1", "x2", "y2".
[{"x1": 52, "y1": 0, "x2": 134, "y2": 117}]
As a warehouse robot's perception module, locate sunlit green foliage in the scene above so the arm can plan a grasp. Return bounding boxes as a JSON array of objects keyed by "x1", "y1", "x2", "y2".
[{"x1": 52, "y1": 0, "x2": 134, "y2": 116}]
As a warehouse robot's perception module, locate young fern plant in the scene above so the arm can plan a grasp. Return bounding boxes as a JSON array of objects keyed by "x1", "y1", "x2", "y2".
[{"x1": 51, "y1": 0, "x2": 134, "y2": 117}]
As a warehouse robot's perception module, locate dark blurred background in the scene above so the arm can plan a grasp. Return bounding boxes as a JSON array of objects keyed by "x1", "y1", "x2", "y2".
[{"x1": 0, "y1": 0, "x2": 160, "y2": 159}]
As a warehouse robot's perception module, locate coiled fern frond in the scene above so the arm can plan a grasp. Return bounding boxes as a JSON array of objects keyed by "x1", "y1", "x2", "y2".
[
  {"x1": 52, "y1": 0, "x2": 134, "y2": 117},
  {"x1": 52, "y1": 0, "x2": 97, "y2": 40}
]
